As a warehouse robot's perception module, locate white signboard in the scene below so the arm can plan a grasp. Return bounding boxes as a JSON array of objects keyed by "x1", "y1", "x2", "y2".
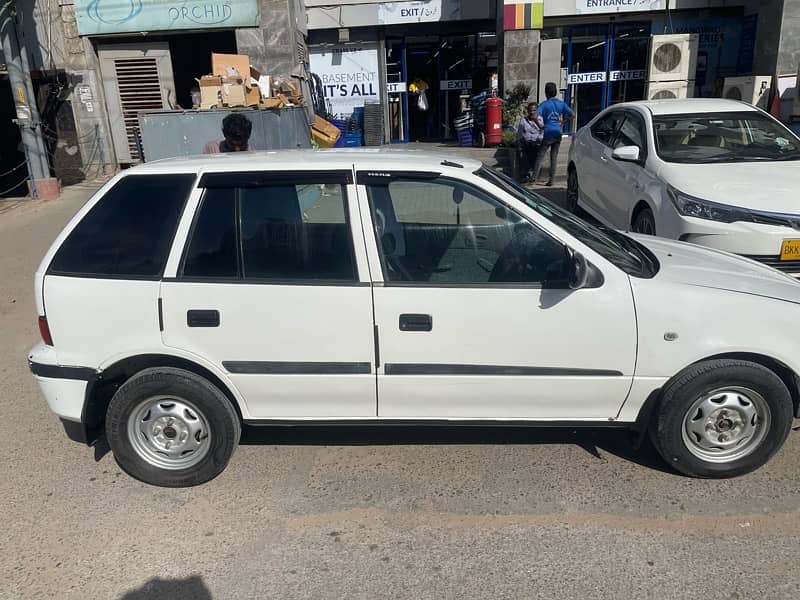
[
  {"x1": 387, "y1": 82, "x2": 407, "y2": 93},
  {"x1": 310, "y1": 44, "x2": 380, "y2": 119},
  {"x1": 440, "y1": 79, "x2": 472, "y2": 90},
  {"x1": 576, "y1": 0, "x2": 664, "y2": 15},
  {"x1": 378, "y1": 0, "x2": 443, "y2": 24},
  {"x1": 567, "y1": 71, "x2": 607, "y2": 85},
  {"x1": 610, "y1": 69, "x2": 646, "y2": 81}
]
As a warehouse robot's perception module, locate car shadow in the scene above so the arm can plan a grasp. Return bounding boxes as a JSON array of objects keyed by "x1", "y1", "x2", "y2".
[
  {"x1": 239, "y1": 424, "x2": 675, "y2": 475},
  {"x1": 119, "y1": 575, "x2": 212, "y2": 599}
]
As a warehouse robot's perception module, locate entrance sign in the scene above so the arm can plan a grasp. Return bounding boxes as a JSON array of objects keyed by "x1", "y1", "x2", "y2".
[
  {"x1": 568, "y1": 72, "x2": 607, "y2": 85},
  {"x1": 74, "y1": 0, "x2": 260, "y2": 35},
  {"x1": 310, "y1": 45, "x2": 381, "y2": 119},
  {"x1": 576, "y1": 0, "x2": 664, "y2": 15},
  {"x1": 378, "y1": 0, "x2": 444, "y2": 24},
  {"x1": 387, "y1": 82, "x2": 408, "y2": 93},
  {"x1": 440, "y1": 79, "x2": 472, "y2": 90},
  {"x1": 610, "y1": 69, "x2": 646, "y2": 81}
]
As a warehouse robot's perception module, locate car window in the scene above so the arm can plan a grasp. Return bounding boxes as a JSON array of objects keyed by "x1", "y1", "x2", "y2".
[
  {"x1": 50, "y1": 174, "x2": 194, "y2": 278},
  {"x1": 366, "y1": 177, "x2": 566, "y2": 285},
  {"x1": 182, "y1": 182, "x2": 356, "y2": 281},
  {"x1": 614, "y1": 115, "x2": 646, "y2": 152},
  {"x1": 590, "y1": 111, "x2": 625, "y2": 146},
  {"x1": 653, "y1": 111, "x2": 800, "y2": 163}
]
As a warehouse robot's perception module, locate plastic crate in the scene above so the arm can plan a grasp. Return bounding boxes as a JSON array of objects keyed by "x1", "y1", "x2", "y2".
[
  {"x1": 343, "y1": 132, "x2": 362, "y2": 147},
  {"x1": 457, "y1": 128, "x2": 473, "y2": 147}
]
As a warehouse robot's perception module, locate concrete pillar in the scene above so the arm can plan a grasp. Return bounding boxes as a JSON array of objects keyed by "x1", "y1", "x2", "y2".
[
  {"x1": 503, "y1": 29, "x2": 540, "y2": 99},
  {"x1": 236, "y1": 0, "x2": 306, "y2": 75}
]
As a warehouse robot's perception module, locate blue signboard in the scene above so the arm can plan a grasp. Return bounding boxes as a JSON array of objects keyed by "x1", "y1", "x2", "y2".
[{"x1": 75, "y1": 1, "x2": 260, "y2": 35}]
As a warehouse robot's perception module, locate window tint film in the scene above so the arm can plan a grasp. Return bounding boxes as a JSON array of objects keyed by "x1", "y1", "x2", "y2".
[
  {"x1": 368, "y1": 177, "x2": 566, "y2": 285},
  {"x1": 183, "y1": 187, "x2": 238, "y2": 278},
  {"x1": 614, "y1": 116, "x2": 645, "y2": 150},
  {"x1": 239, "y1": 183, "x2": 355, "y2": 280},
  {"x1": 591, "y1": 112, "x2": 625, "y2": 146},
  {"x1": 50, "y1": 174, "x2": 194, "y2": 277}
]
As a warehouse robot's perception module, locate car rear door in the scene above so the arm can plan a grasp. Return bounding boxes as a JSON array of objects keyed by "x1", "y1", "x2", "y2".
[
  {"x1": 159, "y1": 169, "x2": 377, "y2": 419},
  {"x1": 356, "y1": 169, "x2": 637, "y2": 420}
]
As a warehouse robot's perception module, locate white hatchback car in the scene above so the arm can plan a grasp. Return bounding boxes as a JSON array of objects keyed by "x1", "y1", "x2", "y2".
[
  {"x1": 29, "y1": 150, "x2": 799, "y2": 486},
  {"x1": 568, "y1": 99, "x2": 800, "y2": 276}
]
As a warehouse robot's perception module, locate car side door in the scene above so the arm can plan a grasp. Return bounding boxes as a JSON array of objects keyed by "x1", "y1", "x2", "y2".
[
  {"x1": 159, "y1": 170, "x2": 377, "y2": 419},
  {"x1": 577, "y1": 110, "x2": 626, "y2": 223},
  {"x1": 600, "y1": 110, "x2": 654, "y2": 230},
  {"x1": 357, "y1": 170, "x2": 637, "y2": 420}
]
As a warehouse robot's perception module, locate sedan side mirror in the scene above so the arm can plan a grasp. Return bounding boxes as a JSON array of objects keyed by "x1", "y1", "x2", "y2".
[
  {"x1": 565, "y1": 248, "x2": 602, "y2": 290},
  {"x1": 612, "y1": 145, "x2": 641, "y2": 163}
]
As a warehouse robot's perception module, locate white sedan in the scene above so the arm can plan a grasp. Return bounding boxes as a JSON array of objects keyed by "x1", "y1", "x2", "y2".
[{"x1": 568, "y1": 99, "x2": 800, "y2": 275}]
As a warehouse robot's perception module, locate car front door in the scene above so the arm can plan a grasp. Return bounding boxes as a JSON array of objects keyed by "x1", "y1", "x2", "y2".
[
  {"x1": 577, "y1": 110, "x2": 626, "y2": 223},
  {"x1": 160, "y1": 170, "x2": 377, "y2": 419},
  {"x1": 358, "y1": 171, "x2": 637, "y2": 420},
  {"x1": 597, "y1": 110, "x2": 652, "y2": 230}
]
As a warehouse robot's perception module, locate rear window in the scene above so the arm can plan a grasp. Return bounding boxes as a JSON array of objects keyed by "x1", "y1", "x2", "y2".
[{"x1": 49, "y1": 174, "x2": 195, "y2": 278}]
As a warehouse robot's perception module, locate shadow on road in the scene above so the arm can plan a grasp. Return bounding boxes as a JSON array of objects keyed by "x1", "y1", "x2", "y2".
[
  {"x1": 120, "y1": 575, "x2": 212, "y2": 599},
  {"x1": 239, "y1": 424, "x2": 675, "y2": 475}
]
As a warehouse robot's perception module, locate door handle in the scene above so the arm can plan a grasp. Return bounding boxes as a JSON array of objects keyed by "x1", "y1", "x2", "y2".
[
  {"x1": 399, "y1": 313, "x2": 432, "y2": 332},
  {"x1": 187, "y1": 309, "x2": 220, "y2": 327},
  {"x1": 600, "y1": 154, "x2": 609, "y2": 162}
]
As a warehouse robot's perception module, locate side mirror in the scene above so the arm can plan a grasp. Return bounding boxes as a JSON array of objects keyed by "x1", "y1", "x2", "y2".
[
  {"x1": 612, "y1": 145, "x2": 641, "y2": 163},
  {"x1": 567, "y1": 248, "x2": 591, "y2": 290}
]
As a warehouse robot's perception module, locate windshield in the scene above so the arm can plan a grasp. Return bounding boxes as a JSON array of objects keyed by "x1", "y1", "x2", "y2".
[
  {"x1": 476, "y1": 167, "x2": 658, "y2": 278},
  {"x1": 653, "y1": 111, "x2": 800, "y2": 164}
]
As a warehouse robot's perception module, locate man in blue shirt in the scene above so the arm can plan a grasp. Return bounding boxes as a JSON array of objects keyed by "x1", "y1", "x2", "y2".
[{"x1": 534, "y1": 82, "x2": 574, "y2": 186}]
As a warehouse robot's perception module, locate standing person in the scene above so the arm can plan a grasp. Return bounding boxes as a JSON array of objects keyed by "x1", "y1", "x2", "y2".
[
  {"x1": 534, "y1": 82, "x2": 574, "y2": 186},
  {"x1": 203, "y1": 113, "x2": 253, "y2": 154},
  {"x1": 517, "y1": 102, "x2": 544, "y2": 183}
]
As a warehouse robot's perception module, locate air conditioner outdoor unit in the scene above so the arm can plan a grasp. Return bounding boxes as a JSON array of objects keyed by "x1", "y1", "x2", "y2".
[
  {"x1": 647, "y1": 80, "x2": 693, "y2": 101},
  {"x1": 648, "y1": 34, "x2": 699, "y2": 83},
  {"x1": 723, "y1": 76, "x2": 772, "y2": 109}
]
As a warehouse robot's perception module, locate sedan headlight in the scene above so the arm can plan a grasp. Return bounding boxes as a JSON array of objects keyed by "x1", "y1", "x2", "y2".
[{"x1": 667, "y1": 187, "x2": 751, "y2": 223}]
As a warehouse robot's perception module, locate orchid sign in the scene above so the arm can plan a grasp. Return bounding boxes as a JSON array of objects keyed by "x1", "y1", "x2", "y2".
[{"x1": 75, "y1": 0, "x2": 260, "y2": 35}]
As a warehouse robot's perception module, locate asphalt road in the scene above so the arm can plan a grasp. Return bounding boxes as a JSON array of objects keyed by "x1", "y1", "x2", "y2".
[{"x1": 1, "y1": 182, "x2": 799, "y2": 600}]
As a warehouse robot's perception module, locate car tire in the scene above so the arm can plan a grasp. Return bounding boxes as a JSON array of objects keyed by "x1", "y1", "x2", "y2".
[
  {"x1": 106, "y1": 367, "x2": 241, "y2": 487},
  {"x1": 631, "y1": 206, "x2": 656, "y2": 235},
  {"x1": 566, "y1": 167, "x2": 580, "y2": 213},
  {"x1": 650, "y1": 359, "x2": 793, "y2": 478}
]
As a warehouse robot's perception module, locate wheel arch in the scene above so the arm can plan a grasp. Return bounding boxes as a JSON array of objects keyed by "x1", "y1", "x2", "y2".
[
  {"x1": 630, "y1": 200, "x2": 654, "y2": 229},
  {"x1": 83, "y1": 354, "x2": 245, "y2": 444}
]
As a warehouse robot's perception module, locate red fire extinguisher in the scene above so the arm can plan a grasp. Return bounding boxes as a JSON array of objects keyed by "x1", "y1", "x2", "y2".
[{"x1": 485, "y1": 96, "x2": 503, "y2": 147}]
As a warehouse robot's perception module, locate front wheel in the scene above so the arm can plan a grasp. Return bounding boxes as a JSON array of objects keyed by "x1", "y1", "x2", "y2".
[
  {"x1": 650, "y1": 360, "x2": 793, "y2": 478},
  {"x1": 106, "y1": 367, "x2": 241, "y2": 487},
  {"x1": 566, "y1": 168, "x2": 580, "y2": 213},
  {"x1": 631, "y1": 206, "x2": 656, "y2": 235}
]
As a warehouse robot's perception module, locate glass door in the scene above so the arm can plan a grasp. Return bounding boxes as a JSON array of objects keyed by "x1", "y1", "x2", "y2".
[
  {"x1": 606, "y1": 23, "x2": 650, "y2": 106},
  {"x1": 564, "y1": 25, "x2": 609, "y2": 132},
  {"x1": 386, "y1": 39, "x2": 409, "y2": 143}
]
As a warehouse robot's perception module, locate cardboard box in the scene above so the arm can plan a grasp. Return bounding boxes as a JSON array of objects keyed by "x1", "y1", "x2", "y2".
[
  {"x1": 197, "y1": 75, "x2": 222, "y2": 109},
  {"x1": 259, "y1": 97, "x2": 284, "y2": 109},
  {"x1": 220, "y1": 77, "x2": 246, "y2": 107},
  {"x1": 211, "y1": 53, "x2": 250, "y2": 80},
  {"x1": 311, "y1": 115, "x2": 341, "y2": 147}
]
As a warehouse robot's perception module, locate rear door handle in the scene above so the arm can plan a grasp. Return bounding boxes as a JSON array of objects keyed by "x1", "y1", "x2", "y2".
[
  {"x1": 399, "y1": 313, "x2": 432, "y2": 332},
  {"x1": 187, "y1": 309, "x2": 220, "y2": 327}
]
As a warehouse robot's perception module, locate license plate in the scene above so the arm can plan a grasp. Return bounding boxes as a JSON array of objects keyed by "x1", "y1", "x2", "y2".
[{"x1": 780, "y1": 239, "x2": 800, "y2": 261}]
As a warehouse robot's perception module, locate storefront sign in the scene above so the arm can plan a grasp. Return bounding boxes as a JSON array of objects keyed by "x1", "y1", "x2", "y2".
[
  {"x1": 378, "y1": 0, "x2": 443, "y2": 24},
  {"x1": 503, "y1": 0, "x2": 544, "y2": 31},
  {"x1": 440, "y1": 79, "x2": 472, "y2": 90},
  {"x1": 576, "y1": 0, "x2": 664, "y2": 15},
  {"x1": 309, "y1": 45, "x2": 381, "y2": 119},
  {"x1": 567, "y1": 72, "x2": 607, "y2": 85},
  {"x1": 387, "y1": 82, "x2": 407, "y2": 94},
  {"x1": 74, "y1": 0, "x2": 260, "y2": 35},
  {"x1": 610, "y1": 69, "x2": 646, "y2": 81}
]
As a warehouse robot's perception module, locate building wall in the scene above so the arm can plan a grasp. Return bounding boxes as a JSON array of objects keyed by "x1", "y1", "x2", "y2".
[{"x1": 778, "y1": 0, "x2": 800, "y2": 75}]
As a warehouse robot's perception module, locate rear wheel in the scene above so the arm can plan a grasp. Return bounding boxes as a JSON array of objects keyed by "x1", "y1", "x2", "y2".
[
  {"x1": 106, "y1": 367, "x2": 241, "y2": 487},
  {"x1": 566, "y1": 167, "x2": 580, "y2": 213},
  {"x1": 650, "y1": 360, "x2": 793, "y2": 478},
  {"x1": 631, "y1": 206, "x2": 656, "y2": 235}
]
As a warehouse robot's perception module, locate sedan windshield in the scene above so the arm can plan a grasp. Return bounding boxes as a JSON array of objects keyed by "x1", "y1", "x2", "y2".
[
  {"x1": 653, "y1": 111, "x2": 800, "y2": 164},
  {"x1": 476, "y1": 167, "x2": 659, "y2": 278}
]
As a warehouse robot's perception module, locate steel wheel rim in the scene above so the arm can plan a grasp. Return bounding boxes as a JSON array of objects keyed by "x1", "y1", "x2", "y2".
[
  {"x1": 127, "y1": 395, "x2": 212, "y2": 470},
  {"x1": 681, "y1": 386, "x2": 770, "y2": 463},
  {"x1": 634, "y1": 212, "x2": 655, "y2": 235}
]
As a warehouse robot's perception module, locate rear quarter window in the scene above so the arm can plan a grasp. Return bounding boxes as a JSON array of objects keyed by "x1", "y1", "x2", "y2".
[{"x1": 49, "y1": 174, "x2": 195, "y2": 278}]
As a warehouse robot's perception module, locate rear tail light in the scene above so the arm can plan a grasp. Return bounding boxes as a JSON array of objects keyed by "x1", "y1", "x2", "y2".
[{"x1": 38, "y1": 316, "x2": 53, "y2": 346}]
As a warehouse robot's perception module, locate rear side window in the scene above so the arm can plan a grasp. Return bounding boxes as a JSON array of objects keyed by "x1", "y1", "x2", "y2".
[{"x1": 50, "y1": 174, "x2": 194, "y2": 278}]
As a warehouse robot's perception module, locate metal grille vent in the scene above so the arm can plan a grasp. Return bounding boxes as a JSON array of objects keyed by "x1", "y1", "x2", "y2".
[
  {"x1": 296, "y1": 41, "x2": 308, "y2": 66},
  {"x1": 652, "y1": 89, "x2": 678, "y2": 100},
  {"x1": 652, "y1": 43, "x2": 682, "y2": 73},
  {"x1": 113, "y1": 57, "x2": 165, "y2": 159}
]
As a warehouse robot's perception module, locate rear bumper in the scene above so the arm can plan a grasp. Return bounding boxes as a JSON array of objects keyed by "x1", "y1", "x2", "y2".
[{"x1": 29, "y1": 343, "x2": 98, "y2": 444}]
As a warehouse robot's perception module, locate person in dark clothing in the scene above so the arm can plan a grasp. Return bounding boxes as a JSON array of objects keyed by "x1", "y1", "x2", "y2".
[
  {"x1": 203, "y1": 113, "x2": 253, "y2": 154},
  {"x1": 534, "y1": 82, "x2": 574, "y2": 186},
  {"x1": 517, "y1": 102, "x2": 544, "y2": 183}
]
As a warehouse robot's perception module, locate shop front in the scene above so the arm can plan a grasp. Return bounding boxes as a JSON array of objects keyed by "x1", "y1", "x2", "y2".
[{"x1": 307, "y1": 0, "x2": 499, "y2": 143}]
